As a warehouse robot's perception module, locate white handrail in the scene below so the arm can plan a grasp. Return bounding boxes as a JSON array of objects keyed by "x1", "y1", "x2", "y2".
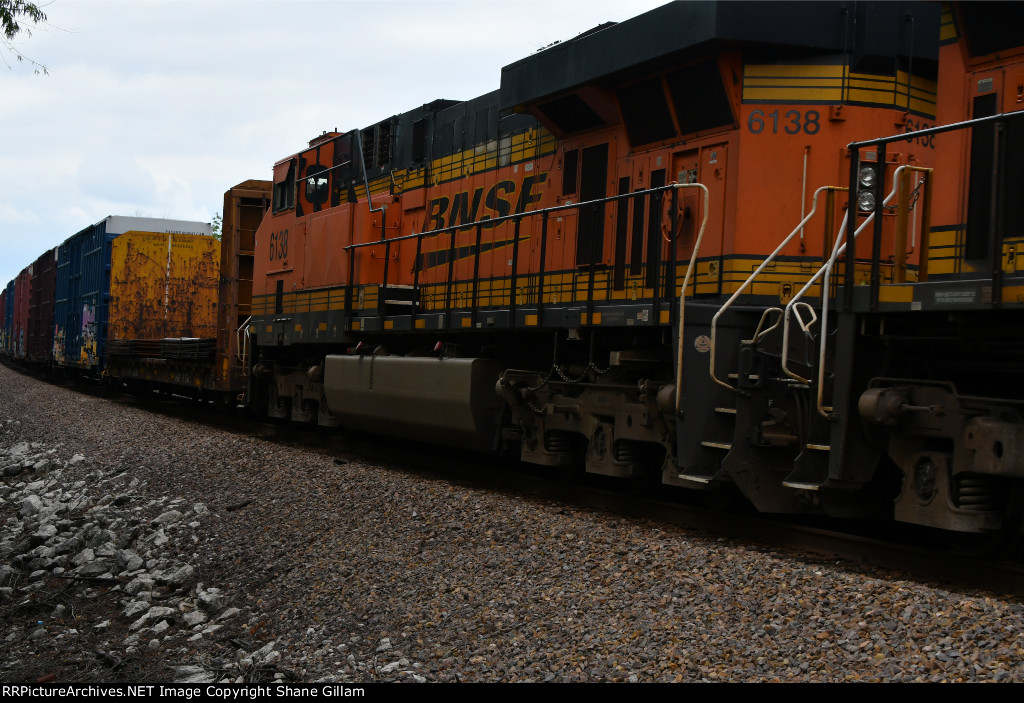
[
  {"x1": 783, "y1": 165, "x2": 915, "y2": 415},
  {"x1": 751, "y1": 307, "x2": 784, "y2": 345},
  {"x1": 708, "y1": 186, "x2": 846, "y2": 392},
  {"x1": 236, "y1": 315, "x2": 252, "y2": 366},
  {"x1": 777, "y1": 300, "x2": 823, "y2": 385}
]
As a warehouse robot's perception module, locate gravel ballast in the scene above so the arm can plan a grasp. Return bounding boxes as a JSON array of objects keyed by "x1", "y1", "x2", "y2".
[{"x1": 1, "y1": 362, "x2": 1023, "y2": 683}]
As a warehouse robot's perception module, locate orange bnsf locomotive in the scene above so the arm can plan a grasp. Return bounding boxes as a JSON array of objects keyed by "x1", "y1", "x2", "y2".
[
  {"x1": 245, "y1": 0, "x2": 1024, "y2": 552},
  {"x1": 6, "y1": 1, "x2": 1024, "y2": 554},
  {"x1": 241, "y1": 0, "x2": 1024, "y2": 548}
]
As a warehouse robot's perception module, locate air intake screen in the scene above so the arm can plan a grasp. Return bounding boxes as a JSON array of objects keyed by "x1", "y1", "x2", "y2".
[
  {"x1": 666, "y1": 60, "x2": 734, "y2": 136},
  {"x1": 537, "y1": 94, "x2": 605, "y2": 135},
  {"x1": 617, "y1": 78, "x2": 677, "y2": 146}
]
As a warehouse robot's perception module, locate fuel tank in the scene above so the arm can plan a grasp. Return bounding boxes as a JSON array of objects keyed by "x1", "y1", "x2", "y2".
[{"x1": 323, "y1": 355, "x2": 502, "y2": 451}]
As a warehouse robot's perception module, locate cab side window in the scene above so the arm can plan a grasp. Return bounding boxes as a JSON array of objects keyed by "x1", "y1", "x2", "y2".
[
  {"x1": 273, "y1": 160, "x2": 296, "y2": 213},
  {"x1": 305, "y1": 164, "x2": 329, "y2": 208}
]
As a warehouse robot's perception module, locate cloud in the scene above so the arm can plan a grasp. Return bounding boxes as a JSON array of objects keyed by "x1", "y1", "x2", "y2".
[
  {"x1": 0, "y1": 202, "x2": 39, "y2": 226},
  {"x1": 0, "y1": 0, "x2": 669, "y2": 285},
  {"x1": 75, "y1": 156, "x2": 158, "y2": 206}
]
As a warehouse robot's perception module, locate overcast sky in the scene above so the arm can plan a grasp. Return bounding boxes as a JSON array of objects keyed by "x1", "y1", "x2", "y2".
[{"x1": 0, "y1": 0, "x2": 669, "y2": 288}]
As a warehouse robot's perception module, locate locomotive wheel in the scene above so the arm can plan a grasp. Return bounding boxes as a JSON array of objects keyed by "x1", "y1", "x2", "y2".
[{"x1": 948, "y1": 485, "x2": 1024, "y2": 559}]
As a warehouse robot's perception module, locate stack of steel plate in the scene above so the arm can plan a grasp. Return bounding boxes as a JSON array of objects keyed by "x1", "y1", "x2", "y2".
[
  {"x1": 160, "y1": 337, "x2": 216, "y2": 360},
  {"x1": 107, "y1": 339, "x2": 165, "y2": 358}
]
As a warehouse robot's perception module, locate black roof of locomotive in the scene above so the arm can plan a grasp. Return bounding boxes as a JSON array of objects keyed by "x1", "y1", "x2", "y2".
[{"x1": 499, "y1": 0, "x2": 941, "y2": 112}]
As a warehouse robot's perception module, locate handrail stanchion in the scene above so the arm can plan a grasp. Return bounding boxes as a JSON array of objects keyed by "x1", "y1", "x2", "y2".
[
  {"x1": 444, "y1": 226, "x2": 457, "y2": 330},
  {"x1": 672, "y1": 183, "x2": 710, "y2": 418},
  {"x1": 869, "y1": 143, "x2": 887, "y2": 310},
  {"x1": 538, "y1": 213, "x2": 549, "y2": 327},
  {"x1": 586, "y1": 205, "x2": 598, "y2": 326},
  {"x1": 668, "y1": 187, "x2": 678, "y2": 324},
  {"x1": 472, "y1": 222, "x2": 483, "y2": 320},
  {"x1": 510, "y1": 216, "x2": 522, "y2": 329},
  {"x1": 379, "y1": 240, "x2": 391, "y2": 319},
  {"x1": 844, "y1": 148, "x2": 860, "y2": 311},
  {"x1": 411, "y1": 234, "x2": 422, "y2": 326},
  {"x1": 894, "y1": 168, "x2": 910, "y2": 284},
  {"x1": 345, "y1": 247, "x2": 355, "y2": 324}
]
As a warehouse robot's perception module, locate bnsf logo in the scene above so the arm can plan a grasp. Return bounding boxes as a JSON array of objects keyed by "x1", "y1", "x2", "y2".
[{"x1": 426, "y1": 173, "x2": 547, "y2": 232}]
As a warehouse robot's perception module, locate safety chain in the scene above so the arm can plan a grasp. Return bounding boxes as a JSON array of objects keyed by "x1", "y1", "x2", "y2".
[
  {"x1": 883, "y1": 176, "x2": 925, "y2": 213},
  {"x1": 552, "y1": 361, "x2": 609, "y2": 384},
  {"x1": 522, "y1": 369, "x2": 552, "y2": 394},
  {"x1": 519, "y1": 369, "x2": 552, "y2": 415},
  {"x1": 518, "y1": 361, "x2": 610, "y2": 415},
  {"x1": 553, "y1": 363, "x2": 587, "y2": 384},
  {"x1": 524, "y1": 397, "x2": 546, "y2": 416}
]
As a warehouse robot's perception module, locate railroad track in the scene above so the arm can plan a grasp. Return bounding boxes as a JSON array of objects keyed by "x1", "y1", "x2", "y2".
[{"x1": 21, "y1": 366, "x2": 1024, "y2": 599}]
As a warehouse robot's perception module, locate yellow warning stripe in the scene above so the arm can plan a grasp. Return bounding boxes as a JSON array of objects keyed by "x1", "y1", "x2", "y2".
[{"x1": 743, "y1": 65, "x2": 937, "y2": 118}]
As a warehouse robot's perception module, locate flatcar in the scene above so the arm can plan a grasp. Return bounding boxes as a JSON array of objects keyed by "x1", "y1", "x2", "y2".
[{"x1": 103, "y1": 181, "x2": 272, "y2": 403}]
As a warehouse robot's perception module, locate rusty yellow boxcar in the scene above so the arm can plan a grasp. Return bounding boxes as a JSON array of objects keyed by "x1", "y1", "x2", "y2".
[
  {"x1": 109, "y1": 231, "x2": 220, "y2": 342},
  {"x1": 106, "y1": 230, "x2": 221, "y2": 397}
]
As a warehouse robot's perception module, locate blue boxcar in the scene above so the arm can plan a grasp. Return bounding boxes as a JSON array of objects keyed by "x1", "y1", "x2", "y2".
[{"x1": 53, "y1": 216, "x2": 211, "y2": 373}]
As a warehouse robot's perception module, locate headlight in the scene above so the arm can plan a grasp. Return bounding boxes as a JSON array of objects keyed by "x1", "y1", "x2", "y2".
[
  {"x1": 858, "y1": 191, "x2": 876, "y2": 212},
  {"x1": 859, "y1": 165, "x2": 877, "y2": 189}
]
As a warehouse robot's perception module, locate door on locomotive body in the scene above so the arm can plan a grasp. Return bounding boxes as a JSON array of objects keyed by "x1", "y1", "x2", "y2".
[
  {"x1": 575, "y1": 142, "x2": 613, "y2": 265},
  {"x1": 304, "y1": 204, "x2": 353, "y2": 292},
  {"x1": 607, "y1": 147, "x2": 693, "y2": 303},
  {"x1": 621, "y1": 151, "x2": 670, "y2": 300},
  {"x1": 962, "y1": 67, "x2": 1004, "y2": 268},
  {"x1": 535, "y1": 139, "x2": 615, "y2": 307},
  {"x1": 350, "y1": 193, "x2": 403, "y2": 313},
  {"x1": 668, "y1": 144, "x2": 728, "y2": 298},
  {"x1": 672, "y1": 149, "x2": 701, "y2": 242},
  {"x1": 549, "y1": 143, "x2": 583, "y2": 304},
  {"x1": 569, "y1": 139, "x2": 617, "y2": 307},
  {"x1": 960, "y1": 63, "x2": 1024, "y2": 275}
]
